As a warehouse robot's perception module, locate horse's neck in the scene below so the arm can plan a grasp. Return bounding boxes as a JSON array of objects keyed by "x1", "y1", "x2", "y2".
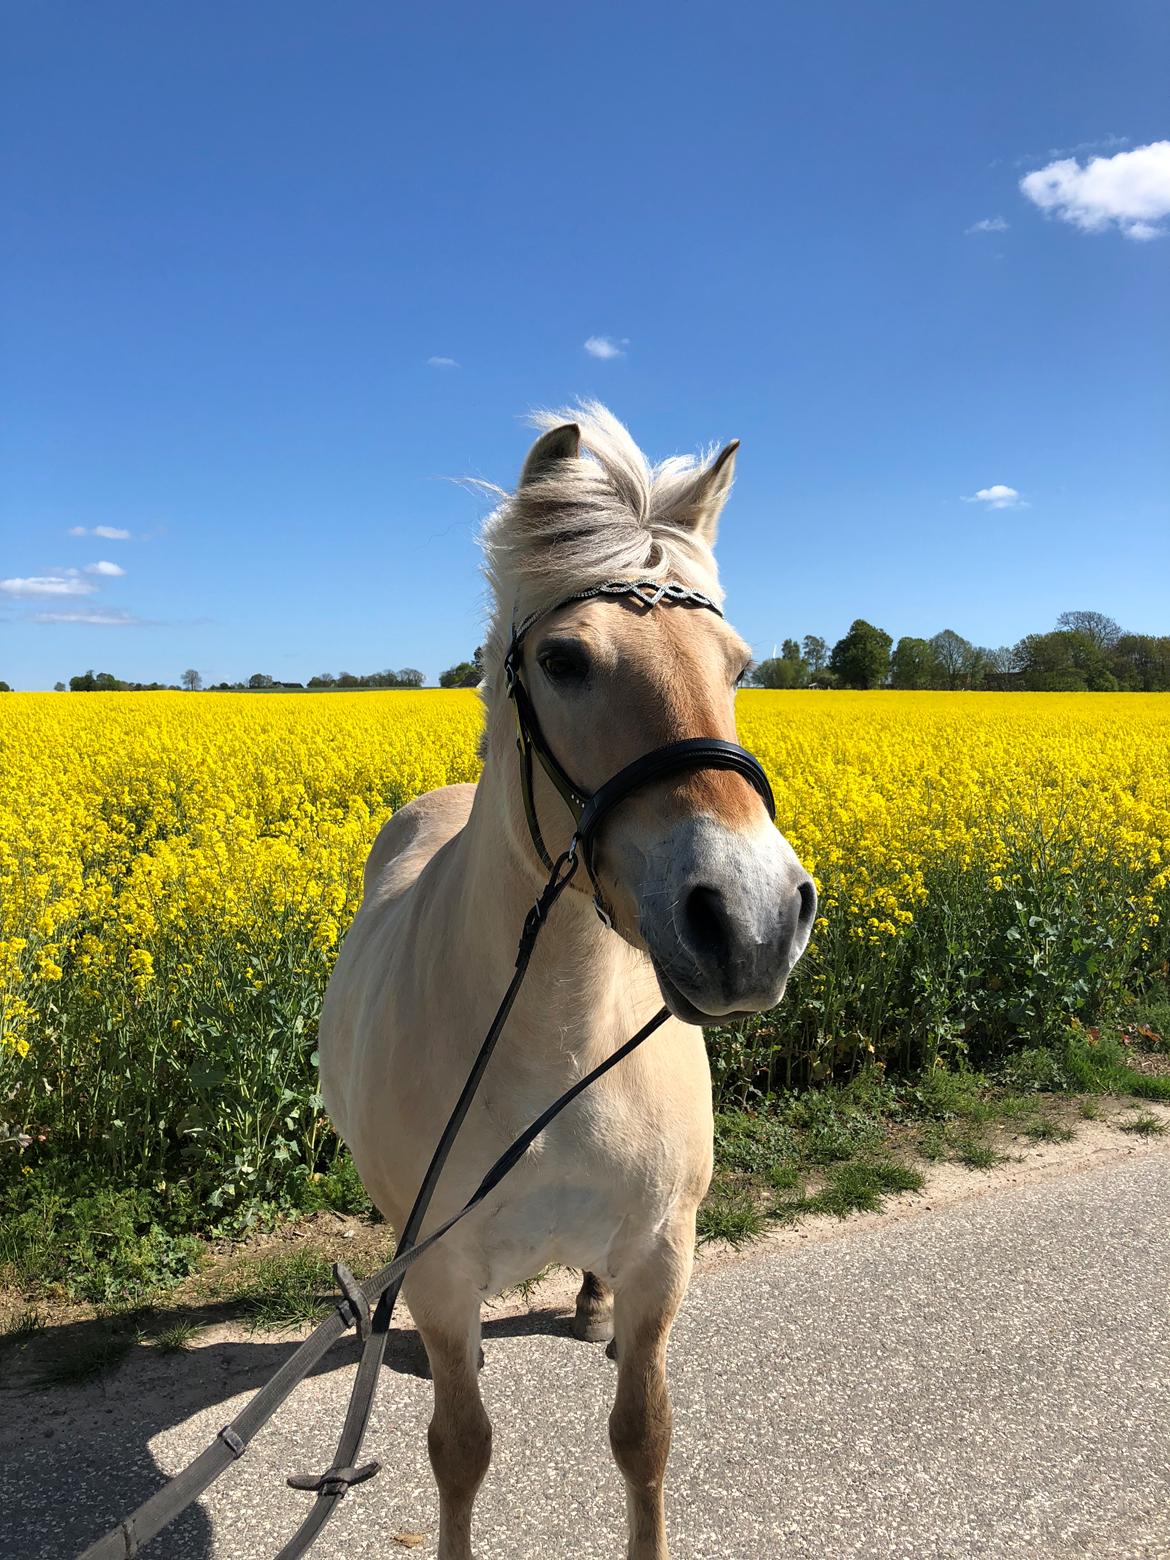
[{"x1": 453, "y1": 720, "x2": 660, "y2": 1065}]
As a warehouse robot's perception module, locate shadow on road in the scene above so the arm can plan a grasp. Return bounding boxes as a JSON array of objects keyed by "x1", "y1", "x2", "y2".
[{"x1": 1, "y1": 1297, "x2": 576, "y2": 1558}]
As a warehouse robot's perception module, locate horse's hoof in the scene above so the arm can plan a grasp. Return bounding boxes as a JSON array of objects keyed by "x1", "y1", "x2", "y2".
[
  {"x1": 572, "y1": 1310, "x2": 615, "y2": 1344},
  {"x1": 605, "y1": 1337, "x2": 619, "y2": 1362}
]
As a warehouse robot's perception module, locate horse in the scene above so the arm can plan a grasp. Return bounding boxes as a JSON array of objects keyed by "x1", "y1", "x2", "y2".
[{"x1": 319, "y1": 403, "x2": 816, "y2": 1560}]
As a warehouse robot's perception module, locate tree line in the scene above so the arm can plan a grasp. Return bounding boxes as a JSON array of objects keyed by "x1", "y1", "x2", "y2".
[
  {"x1": 9, "y1": 611, "x2": 1167, "y2": 695},
  {"x1": 35, "y1": 667, "x2": 428, "y2": 693},
  {"x1": 751, "y1": 611, "x2": 1170, "y2": 693}
]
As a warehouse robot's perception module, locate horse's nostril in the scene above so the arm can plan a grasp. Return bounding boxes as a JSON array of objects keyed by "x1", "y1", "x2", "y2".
[
  {"x1": 795, "y1": 877, "x2": 817, "y2": 937},
  {"x1": 683, "y1": 885, "x2": 732, "y2": 964}
]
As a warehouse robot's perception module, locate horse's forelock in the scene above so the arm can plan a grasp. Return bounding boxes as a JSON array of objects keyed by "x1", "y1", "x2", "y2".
[{"x1": 479, "y1": 404, "x2": 724, "y2": 661}]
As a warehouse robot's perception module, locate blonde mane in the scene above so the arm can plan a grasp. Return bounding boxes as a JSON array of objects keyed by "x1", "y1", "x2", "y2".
[{"x1": 479, "y1": 402, "x2": 726, "y2": 675}]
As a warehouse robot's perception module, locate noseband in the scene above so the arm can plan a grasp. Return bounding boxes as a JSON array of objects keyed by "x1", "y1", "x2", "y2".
[{"x1": 504, "y1": 577, "x2": 776, "y2": 924}]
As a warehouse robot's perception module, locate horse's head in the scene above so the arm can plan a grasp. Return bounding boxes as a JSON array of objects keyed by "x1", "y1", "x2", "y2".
[{"x1": 483, "y1": 405, "x2": 816, "y2": 1023}]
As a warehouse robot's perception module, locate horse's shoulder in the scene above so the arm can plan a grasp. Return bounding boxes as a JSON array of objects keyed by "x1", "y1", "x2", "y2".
[{"x1": 363, "y1": 782, "x2": 476, "y2": 900}]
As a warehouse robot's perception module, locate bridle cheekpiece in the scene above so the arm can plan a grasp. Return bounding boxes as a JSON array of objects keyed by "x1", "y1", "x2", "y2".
[{"x1": 504, "y1": 577, "x2": 776, "y2": 925}]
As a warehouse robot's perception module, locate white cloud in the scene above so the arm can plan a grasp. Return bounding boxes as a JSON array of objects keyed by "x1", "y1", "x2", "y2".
[
  {"x1": 31, "y1": 608, "x2": 145, "y2": 626},
  {"x1": 84, "y1": 560, "x2": 126, "y2": 577},
  {"x1": 94, "y1": 525, "x2": 132, "y2": 540},
  {"x1": 426, "y1": 355, "x2": 459, "y2": 369},
  {"x1": 1, "y1": 574, "x2": 97, "y2": 597},
  {"x1": 966, "y1": 216, "x2": 1008, "y2": 234},
  {"x1": 962, "y1": 484, "x2": 1025, "y2": 510},
  {"x1": 584, "y1": 335, "x2": 628, "y2": 359},
  {"x1": 67, "y1": 525, "x2": 88, "y2": 536},
  {"x1": 1020, "y1": 140, "x2": 1170, "y2": 240}
]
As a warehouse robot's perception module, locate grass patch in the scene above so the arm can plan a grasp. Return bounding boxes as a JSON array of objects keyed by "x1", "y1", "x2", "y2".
[
  {"x1": 949, "y1": 1132, "x2": 1004, "y2": 1170},
  {"x1": 911, "y1": 1118, "x2": 1004, "y2": 1169},
  {"x1": 713, "y1": 1111, "x2": 799, "y2": 1176},
  {"x1": 503, "y1": 1266, "x2": 554, "y2": 1306},
  {"x1": 696, "y1": 1180, "x2": 765, "y2": 1246},
  {"x1": 153, "y1": 1319, "x2": 202, "y2": 1353},
  {"x1": 996, "y1": 1093, "x2": 1041, "y2": 1121},
  {"x1": 6, "y1": 1044, "x2": 1158, "y2": 1312},
  {"x1": 1024, "y1": 1117, "x2": 1075, "y2": 1144},
  {"x1": 223, "y1": 1246, "x2": 335, "y2": 1331},
  {"x1": 807, "y1": 1159, "x2": 924, "y2": 1219},
  {"x1": 1062, "y1": 1034, "x2": 1170, "y2": 1102},
  {"x1": 1116, "y1": 1112, "x2": 1166, "y2": 1137},
  {"x1": 1, "y1": 1307, "x2": 45, "y2": 1344},
  {"x1": 780, "y1": 1081, "x2": 889, "y2": 1164}
]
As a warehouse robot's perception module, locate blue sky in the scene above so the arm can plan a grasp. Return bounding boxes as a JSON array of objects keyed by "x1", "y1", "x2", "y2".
[{"x1": 3, "y1": 1, "x2": 1168, "y2": 689}]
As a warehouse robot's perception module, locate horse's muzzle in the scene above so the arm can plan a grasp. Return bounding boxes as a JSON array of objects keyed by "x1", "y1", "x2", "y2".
[{"x1": 637, "y1": 818, "x2": 817, "y2": 1022}]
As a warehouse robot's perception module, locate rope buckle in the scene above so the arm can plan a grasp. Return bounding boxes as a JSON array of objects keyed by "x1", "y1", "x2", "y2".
[
  {"x1": 287, "y1": 1461, "x2": 381, "y2": 1499},
  {"x1": 333, "y1": 1261, "x2": 371, "y2": 1341}
]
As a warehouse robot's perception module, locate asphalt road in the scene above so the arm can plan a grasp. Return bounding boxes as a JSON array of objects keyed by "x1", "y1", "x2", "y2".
[{"x1": 8, "y1": 1147, "x2": 1169, "y2": 1560}]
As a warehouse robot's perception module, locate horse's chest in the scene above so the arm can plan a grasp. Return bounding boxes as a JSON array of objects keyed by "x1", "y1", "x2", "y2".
[
  {"x1": 457, "y1": 1109, "x2": 682, "y2": 1293},
  {"x1": 470, "y1": 1168, "x2": 651, "y2": 1292}
]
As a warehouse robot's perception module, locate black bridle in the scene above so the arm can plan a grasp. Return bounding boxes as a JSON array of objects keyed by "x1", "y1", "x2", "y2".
[
  {"x1": 505, "y1": 577, "x2": 775, "y2": 924},
  {"x1": 80, "y1": 577, "x2": 776, "y2": 1560}
]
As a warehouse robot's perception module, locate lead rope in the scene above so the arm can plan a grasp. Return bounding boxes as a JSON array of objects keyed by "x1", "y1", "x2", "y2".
[{"x1": 78, "y1": 845, "x2": 669, "y2": 1560}]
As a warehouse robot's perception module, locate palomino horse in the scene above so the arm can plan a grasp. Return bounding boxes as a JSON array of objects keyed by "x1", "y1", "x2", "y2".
[{"x1": 319, "y1": 404, "x2": 815, "y2": 1560}]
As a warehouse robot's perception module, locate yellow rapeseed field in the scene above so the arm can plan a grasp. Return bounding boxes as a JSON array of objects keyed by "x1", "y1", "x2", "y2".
[
  {"x1": 0, "y1": 690, "x2": 482, "y2": 1056},
  {"x1": 737, "y1": 692, "x2": 1170, "y2": 950},
  {"x1": 1, "y1": 690, "x2": 1168, "y2": 1206}
]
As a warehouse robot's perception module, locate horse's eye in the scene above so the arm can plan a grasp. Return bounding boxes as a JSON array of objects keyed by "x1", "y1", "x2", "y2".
[
  {"x1": 734, "y1": 661, "x2": 752, "y2": 687},
  {"x1": 538, "y1": 644, "x2": 589, "y2": 683}
]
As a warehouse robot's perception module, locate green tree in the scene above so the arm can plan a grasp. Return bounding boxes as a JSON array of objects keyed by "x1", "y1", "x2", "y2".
[
  {"x1": 440, "y1": 660, "x2": 480, "y2": 688},
  {"x1": 247, "y1": 673, "x2": 275, "y2": 689},
  {"x1": 751, "y1": 655, "x2": 806, "y2": 689},
  {"x1": 1013, "y1": 631, "x2": 1118, "y2": 691},
  {"x1": 1110, "y1": 634, "x2": 1170, "y2": 692},
  {"x1": 1056, "y1": 610, "x2": 1122, "y2": 651},
  {"x1": 396, "y1": 668, "x2": 426, "y2": 688},
  {"x1": 829, "y1": 620, "x2": 892, "y2": 689},
  {"x1": 0, "y1": 681, "x2": 11, "y2": 692},
  {"x1": 801, "y1": 635, "x2": 828, "y2": 674},
  {"x1": 69, "y1": 669, "x2": 126, "y2": 691},
  {"x1": 974, "y1": 647, "x2": 1016, "y2": 691},
  {"x1": 889, "y1": 637, "x2": 939, "y2": 689},
  {"x1": 929, "y1": 629, "x2": 977, "y2": 690}
]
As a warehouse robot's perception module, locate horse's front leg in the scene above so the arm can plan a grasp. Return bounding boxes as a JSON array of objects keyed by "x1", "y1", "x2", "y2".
[
  {"x1": 608, "y1": 1210, "x2": 697, "y2": 1560},
  {"x1": 405, "y1": 1263, "x2": 491, "y2": 1560}
]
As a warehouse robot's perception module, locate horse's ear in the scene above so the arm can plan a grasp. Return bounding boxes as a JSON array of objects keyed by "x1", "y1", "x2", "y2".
[
  {"x1": 676, "y1": 440, "x2": 739, "y2": 544},
  {"x1": 520, "y1": 423, "x2": 581, "y2": 488}
]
